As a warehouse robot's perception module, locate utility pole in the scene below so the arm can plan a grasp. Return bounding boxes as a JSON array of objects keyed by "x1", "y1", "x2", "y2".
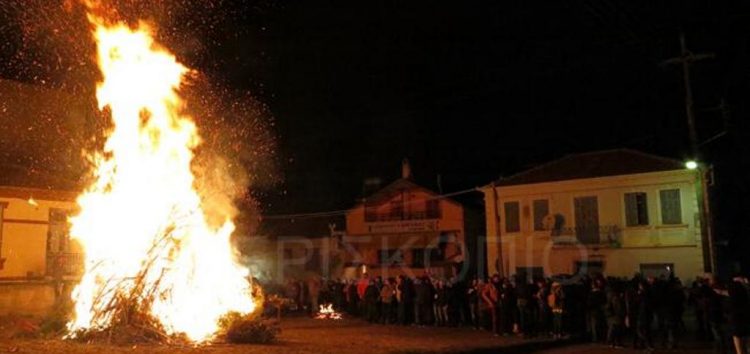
[
  {"x1": 663, "y1": 32, "x2": 717, "y2": 273},
  {"x1": 491, "y1": 181, "x2": 504, "y2": 277},
  {"x1": 663, "y1": 32, "x2": 714, "y2": 158}
]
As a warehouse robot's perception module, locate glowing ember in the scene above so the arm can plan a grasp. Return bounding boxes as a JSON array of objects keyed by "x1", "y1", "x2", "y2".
[
  {"x1": 315, "y1": 304, "x2": 342, "y2": 320},
  {"x1": 66, "y1": 15, "x2": 256, "y2": 342}
]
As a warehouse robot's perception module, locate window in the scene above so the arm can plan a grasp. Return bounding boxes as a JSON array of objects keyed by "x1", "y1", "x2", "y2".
[
  {"x1": 411, "y1": 248, "x2": 441, "y2": 267},
  {"x1": 532, "y1": 199, "x2": 549, "y2": 231},
  {"x1": 379, "y1": 249, "x2": 403, "y2": 266},
  {"x1": 47, "y1": 208, "x2": 71, "y2": 254},
  {"x1": 425, "y1": 199, "x2": 440, "y2": 219},
  {"x1": 624, "y1": 192, "x2": 649, "y2": 226},
  {"x1": 412, "y1": 249, "x2": 426, "y2": 268},
  {"x1": 504, "y1": 201, "x2": 520, "y2": 233},
  {"x1": 659, "y1": 189, "x2": 682, "y2": 225}
]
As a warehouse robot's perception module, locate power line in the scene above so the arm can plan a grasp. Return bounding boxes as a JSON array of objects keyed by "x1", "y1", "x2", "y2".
[{"x1": 260, "y1": 186, "x2": 482, "y2": 220}]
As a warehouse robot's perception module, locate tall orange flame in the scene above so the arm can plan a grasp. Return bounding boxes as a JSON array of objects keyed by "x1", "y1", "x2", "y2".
[{"x1": 67, "y1": 17, "x2": 256, "y2": 342}]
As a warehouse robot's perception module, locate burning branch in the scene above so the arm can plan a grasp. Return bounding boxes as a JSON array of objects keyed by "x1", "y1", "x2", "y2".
[{"x1": 71, "y1": 219, "x2": 191, "y2": 344}]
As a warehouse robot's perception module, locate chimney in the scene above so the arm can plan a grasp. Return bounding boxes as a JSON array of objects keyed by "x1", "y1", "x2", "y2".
[{"x1": 402, "y1": 158, "x2": 412, "y2": 180}]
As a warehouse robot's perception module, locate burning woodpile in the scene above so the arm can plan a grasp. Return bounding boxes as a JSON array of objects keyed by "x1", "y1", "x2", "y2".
[{"x1": 62, "y1": 2, "x2": 261, "y2": 344}]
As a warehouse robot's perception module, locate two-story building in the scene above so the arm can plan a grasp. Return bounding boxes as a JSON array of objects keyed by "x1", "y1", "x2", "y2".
[
  {"x1": 345, "y1": 160, "x2": 466, "y2": 279},
  {"x1": 0, "y1": 186, "x2": 82, "y2": 315},
  {"x1": 482, "y1": 149, "x2": 710, "y2": 282}
]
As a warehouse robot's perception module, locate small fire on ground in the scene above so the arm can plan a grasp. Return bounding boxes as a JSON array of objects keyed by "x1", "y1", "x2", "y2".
[{"x1": 314, "y1": 304, "x2": 342, "y2": 320}]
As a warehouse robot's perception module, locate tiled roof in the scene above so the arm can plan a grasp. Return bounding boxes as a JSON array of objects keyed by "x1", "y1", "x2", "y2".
[{"x1": 495, "y1": 149, "x2": 687, "y2": 186}]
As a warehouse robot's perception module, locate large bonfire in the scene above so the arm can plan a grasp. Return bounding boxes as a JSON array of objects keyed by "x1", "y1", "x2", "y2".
[{"x1": 66, "y1": 9, "x2": 257, "y2": 343}]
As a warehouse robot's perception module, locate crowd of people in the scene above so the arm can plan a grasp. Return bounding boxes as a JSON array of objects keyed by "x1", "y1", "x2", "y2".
[{"x1": 275, "y1": 271, "x2": 750, "y2": 354}]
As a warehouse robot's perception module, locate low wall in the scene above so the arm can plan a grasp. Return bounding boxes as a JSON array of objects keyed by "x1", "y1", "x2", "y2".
[{"x1": 0, "y1": 280, "x2": 57, "y2": 317}]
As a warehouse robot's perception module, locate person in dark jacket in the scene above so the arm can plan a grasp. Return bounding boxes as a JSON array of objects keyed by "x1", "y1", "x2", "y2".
[
  {"x1": 714, "y1": 276, "x2": 750, "y2": 354},
  {"x1": 433, "y1": 280, "x2": 447, "y2": 326},
  {"x1": 727, "y1": 277, "x2": 749, "y2": 354},
  {"x1": 380, "y1": 278, "x2": 396, "y2": 324},
  {"x1": 635, "y1": 281, "x2": 655, "y2": 351},
  {"x1": 500, "y1": 279, "x2": 516, "y2": 335},
  {"x1": 625, "y1": 280, "x2": 639, "y2": 348},
  {"x1": 705, "y1": 277, "x2": 730, "y2": 354},
  {"x1": 587, "y1": 278, "x2": 606, "y2": 342},
  {"x1": 662, "y1": 279, "x2": 685, "y2": 349},
  {"x1": 691, "y1": 277, "x2": 710, "y2": 341},
  {"x1": 516, "y1": 277, "x2": 532, "y2": 336},
  {"x1": 650, "y1": 277, "x2": 670, "y2": 349},
  {"x1": 333, "y1": 279, "x2": 345, "y2": 311},
  {"x1": 605, "y1": 285, "x2": 626, "y2": 348},
  {"x1": 397, "y1": 275, "x2": 413, "y2": 325},
  {"x1": 450, "y1": 277, "x2": 468, "y2": 327},
  {"x1": 536, "y1": 279, "x2": 551, "y2": 336},
  {"x1": 364, "y1": 280, "x2": 380, "y2": 323},
  {"x1": 414, "y1": 277, "x2": 434, "y2": 325}
]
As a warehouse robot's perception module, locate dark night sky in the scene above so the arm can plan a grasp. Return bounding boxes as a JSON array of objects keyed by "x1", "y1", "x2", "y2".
[
  {"x1": 213, "y1": 0, "x2": 750, "y2": 271},
  {"x1": 213, "y1": 1, "x2": 748, "y2": 207},
  {"x1": 2, "y1": 0, "x2": 750, "y2": 270}
]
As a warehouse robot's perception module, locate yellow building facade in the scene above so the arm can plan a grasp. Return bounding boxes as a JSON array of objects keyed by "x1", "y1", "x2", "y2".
[
  {"x1": 0, "y1": 186, "x2": 81, "y2": 315},
  {"x1": 0, "y1": 186, "x2": 81, "y2": 280},
  {"x1": 482, "y1": 150, "x2": 709, "y2": 282}
]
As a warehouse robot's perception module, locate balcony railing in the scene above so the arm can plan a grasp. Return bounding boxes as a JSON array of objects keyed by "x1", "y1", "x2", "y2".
[
  {"x1": 46, "y1": 252, "x2": 84, "y2": 277},
  {"x1": 551, "y1": 225, "x2": 622, "y2": 247}
]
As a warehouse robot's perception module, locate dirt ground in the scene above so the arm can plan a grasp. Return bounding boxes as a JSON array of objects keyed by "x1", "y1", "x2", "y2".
[
  {"x1": 536, "y1": 343, "x2": 715, "y2": 354},
  {"x1": 0, "y1": 316, "x2": 556, "y2": 354}
]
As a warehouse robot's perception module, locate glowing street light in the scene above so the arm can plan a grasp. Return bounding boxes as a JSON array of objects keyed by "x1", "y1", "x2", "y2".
[{"x1": 685, "y1": 160, "x2": 698, "y2": 170}]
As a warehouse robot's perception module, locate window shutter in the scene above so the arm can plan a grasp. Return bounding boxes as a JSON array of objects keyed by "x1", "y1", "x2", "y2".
[
  {"x1": 504, "y1": 201, "x2": 520, "y2": 233},
  {"x1": 625, "y1": 192, "x2": 649, "y2": 226},
  {"x1": 533, "y1": 199, "x2": 549, "y2": 231},
  {"x1": 660, "y1": 189, "x2": 682, "y2": 225},
  {"x1": 625, "y1": 193, "x2": 638, "y2": 226}
]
